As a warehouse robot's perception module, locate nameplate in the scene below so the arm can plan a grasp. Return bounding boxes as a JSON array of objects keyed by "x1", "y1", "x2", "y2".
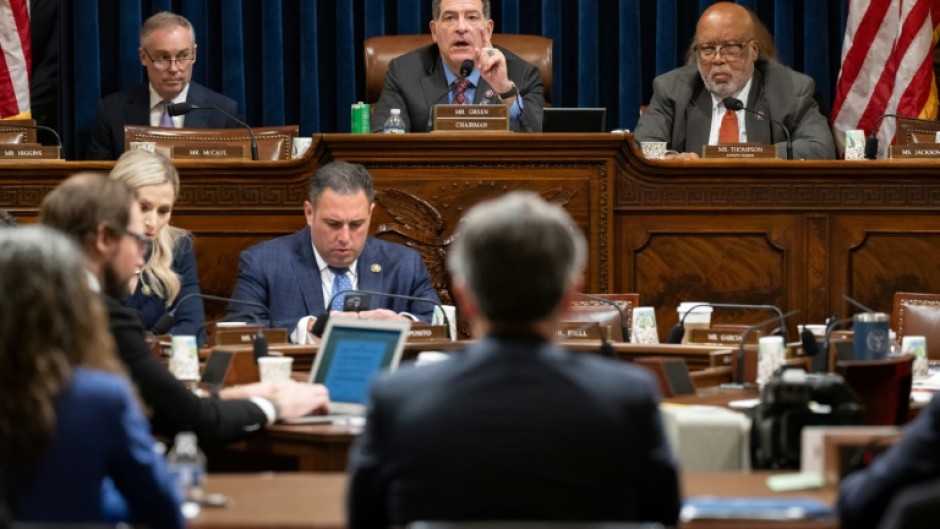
[
  {"x1": 703, "y1": 143, "x2": 781, "y2": 159},
  {"x1": 407, "y1": 323, "x2": 448, "y2": 341},
  {"x1": 556, "y1": 322, "x2": 607, "y2": 341},
  {"x1": 0, "y1": 144, "x2": 60, "y2": 160},
  {"x1": 432, "y1": 104, "x2": 509, "y2": 132},
  {"x1": 214, "y1": 327, "x2": 288, "y2": 345},
  {"x1": 172, "y1": 145, "x2": 245, "y2": 159},
  {"x1": 689, "y1": 328, "x2": 761, "y2": 345},
  {"x1": 890, "y1": 144, "x2": 940, "y2": 158}
]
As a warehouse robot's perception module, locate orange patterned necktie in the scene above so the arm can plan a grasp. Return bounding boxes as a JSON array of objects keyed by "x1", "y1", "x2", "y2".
[
  {"x1": 453, "y1": 78, "x2": 471, "y2": 105},
  {"x1": 718, "y1": 109, "x2": 739, "y2": 143}
]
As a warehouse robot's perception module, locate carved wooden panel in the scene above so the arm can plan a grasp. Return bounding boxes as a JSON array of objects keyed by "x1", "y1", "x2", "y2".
[{"x1": 616, "y1": 214, "x2": 802, "y2": 340}]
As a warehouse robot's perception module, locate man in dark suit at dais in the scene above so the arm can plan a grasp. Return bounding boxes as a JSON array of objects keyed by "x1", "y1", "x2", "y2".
[
  {"x1": 347, "y1": 191, "x2": 681, "y2": 528},
  {"x1": 228, "y1": 160, "x2": 441, "y2": 344},
  {"x1": 372, "y1": 0, "x2": 544, "y2": 132},
  {"x1": 86, "y1": 11, "x2": 243, "y2": 160}
]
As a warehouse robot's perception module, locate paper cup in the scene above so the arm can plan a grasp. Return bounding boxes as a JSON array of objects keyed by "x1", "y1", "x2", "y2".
[
  {"x1": 169, "y1": 335, "x2": 200, "y2": 381},
  {"x1": 640, "y1": 141, "x2": 668, "y2": 160},
  {"x1": 258, "y1": 356, "x2": 293, "y2": 383},
  {"x1": 757, "y1": 335, "x2": 786, "y2": 388},
  {"x1": 844, "y1": 129, "x2": 865, "y2": 160},
  {"x1": 433, "y1": 305, "x2": 458, "y2": 341},
  {"x1": 631, "y1": 306, "x2": 659, "y2": 344}
]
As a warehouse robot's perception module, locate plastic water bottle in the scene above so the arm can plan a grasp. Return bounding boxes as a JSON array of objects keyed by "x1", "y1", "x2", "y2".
[
  {"x1": 166, "y1": 431, "x2": 206, "y2": 505},
  {"x1": 384, "y1": 109, "x2": 406, "y2": 134}
]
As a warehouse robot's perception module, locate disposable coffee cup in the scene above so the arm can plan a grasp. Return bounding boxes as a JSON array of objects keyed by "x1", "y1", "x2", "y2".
[
  {"x1": 433, "y1": 305, "x2": 458, "y2": 341},
  {"x1": 291, "y1": 137, "x2": 312, "y2": 159},
  {"x1": 757, "y1": 335, "x2": 786, "y2": 388},
  {"x1": 640, "y1": 141, "x2": 668, "y2": 160},
  {"x1": 169, "y1": 335, "x2": 200, "y2": 381},
  {"x1": 258, "y1": 356, "x2": 293, "y2": 383},
  {"x1": 854, "y1": 312, "x2": 890, "y2": 360},
  {"x1": 631, "y1": 306, "x2": 659, "y2": 344},
  {"x1": 844, "y1": 129, "x2": 865, "y2": 160}
]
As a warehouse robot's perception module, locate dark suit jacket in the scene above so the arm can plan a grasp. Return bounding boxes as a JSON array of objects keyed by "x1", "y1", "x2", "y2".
[
  {"x1": 634, "y1": 59, "x2": 836, "y2": 159},
  {"x1": 838, "y1": 394, "x2": 940, "y2": 529},
  {"x1": 347, "y1": 332, "x2": 682, "y2": 528},
  {"x1": 124, "y1": 234, "x2": 207, "y2": 346},
  {"x1": 105, "y1": 294, "x2": 268, "y2": 446},
  {"x1": 8, "y1": 369, "x2": 182, "y2": 528},
  {"x1": 228, "y1": 227, "x2": 440, "y2": 331},
  {"x1": 372, "y1": 43, "x2": 543, "y2": 133},
  {"x1": 85, "y1": 81, "x2": 241, "y2": 160}
]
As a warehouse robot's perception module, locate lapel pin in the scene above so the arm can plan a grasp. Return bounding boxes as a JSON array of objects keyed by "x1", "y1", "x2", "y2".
[{"x1": 371, "y1": 263, "x2": 382, "y2": 273}]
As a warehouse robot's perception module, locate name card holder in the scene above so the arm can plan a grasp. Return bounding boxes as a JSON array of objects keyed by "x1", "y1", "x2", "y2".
[
  {"x1": 408, "y1": 323, "x2": 448, "y2": 342},
  {"x1": 890, "y1": 144, "x2": 940, "y2": 158},
  {"x1": 0, "y1": 144, "x2": 61, "y2": 160},
  {"x1": 557, "y1": 321, "x2": 608, "y2": 341},
  {"x1": 703, "y1": 143, "x2": 781, "y2": 159},
  {"x1": 432, "y1": 104, "x2": 509, "y2": 132},
  {"x1": 212, "y1": 324, "x2": 289, "y2": 346},
  {"x1": 688, "y1": 328, "x2": 761, "y2": 346},
  {"x1": 172, "y1": 144, "x2": 245, "y2": 160}
]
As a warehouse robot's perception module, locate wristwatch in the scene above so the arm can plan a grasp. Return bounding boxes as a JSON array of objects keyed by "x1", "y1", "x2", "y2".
[{"x1": 497, "y1": 83, "x2": 519, "y2": 102}]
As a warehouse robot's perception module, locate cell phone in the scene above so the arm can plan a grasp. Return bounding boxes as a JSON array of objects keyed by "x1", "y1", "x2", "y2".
[{"x1": 343, "y1": 293, "x2": 372, "y2": 312}]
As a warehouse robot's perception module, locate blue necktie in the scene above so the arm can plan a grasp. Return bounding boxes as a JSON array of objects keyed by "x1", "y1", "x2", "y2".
[
  {"x1": 329, "y1": 266, "x2": 352, "y2": 311},
  {"x1": 159, "y1": 100, "x2": 174, "y2": 127}
]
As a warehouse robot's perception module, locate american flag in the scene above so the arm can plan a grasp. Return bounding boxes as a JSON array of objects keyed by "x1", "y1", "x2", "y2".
[
  {"x1": 831, "y1": 0, "x2": 940, "y2": 158},
  {"x1": 0, "y1": 0, "x2": 30, "y2": 119}
]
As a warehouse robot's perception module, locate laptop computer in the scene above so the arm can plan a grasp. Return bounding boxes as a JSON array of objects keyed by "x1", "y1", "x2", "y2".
[
  {"x1": 281, "y1": 318, "x2": 411, "y2": 424},
  {"x1": 541, "y1": 107, "x2": 607, "y2": 132}
]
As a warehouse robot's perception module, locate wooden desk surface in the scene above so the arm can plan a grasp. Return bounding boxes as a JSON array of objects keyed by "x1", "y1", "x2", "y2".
[{"x1": 190, "y1": 472, "x2": 838, "y2": 529}]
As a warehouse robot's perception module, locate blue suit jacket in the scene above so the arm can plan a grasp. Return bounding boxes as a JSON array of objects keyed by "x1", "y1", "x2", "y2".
[
  {"x1": 228, "y1": 227, "x2": 440, "y2": 330},
  {"x1": 838, "y1": 395, "x2": 940, "y2": 529},
  {"x1": 124, "y1": 235, "x2": 207, "y2": 346},
  {"x1": 347, "y1": 332, "x2": 682, "y2": 528},
  {"x1": 85, "y1": 81, "x2": 241, "y2": 160},
  {"x1": 7, "y1": 369, "x2": 182, "y2": 528}
]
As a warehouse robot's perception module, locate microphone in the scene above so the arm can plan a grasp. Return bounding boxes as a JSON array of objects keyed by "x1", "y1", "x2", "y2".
[
  {"x1": 153, "y1": 293, "x2": 274, "y2": 361},
  {"x1": 725, "y1": 309, "x2": 800, "y2": 387},
  {"x1": 722, "y1": 97, "x2": 793, "y2": 160},
  {"x1": 425, "y1": 79, "x2": 459, "y2": 132},
  {"x1": 4, "y1": 121, "x2": 63, "y2": 150},
  {"x1": 843, "y1": 294, "x2": 876, "y2": 314},
  {"x1": 312, "y1": 289, "x2": 449, "y2": 340},
  {"x1": 166, "y1": 102, "x2": 259, "y2": 161},
  {"x1": 577, "y1": 292, "x2": 630, "y2": 343},
  {"x1": 459, "y1": 59, "x2": 474, "y2": 78},
  {"x1": 666, "y1": 302, "x2": 788, "y2": 345},
  {"x1": 822, "y1": 316, "x2": 856, "y2": 373},
  {"x1": 864, "y1": 113, "x2": 938, "y2": 159}
]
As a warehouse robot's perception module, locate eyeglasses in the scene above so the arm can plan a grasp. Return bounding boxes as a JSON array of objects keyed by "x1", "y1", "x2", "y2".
[
  {"x1": 437, "y1": 12, "x2": 487, "y2": 27},
  {"x1": 122, "y1": 229, "x2": 153, "y2": 255},
  {"x1": 143, "y1": 48, "x2": 195, "y2": 71},
  {"x1": 693, "y1": 39, "x2": 755, "y2": 61}
]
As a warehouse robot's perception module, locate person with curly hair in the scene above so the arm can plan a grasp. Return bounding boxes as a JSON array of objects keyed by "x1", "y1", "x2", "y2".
[
  {"x1": 110, "y1": 149, "x2": 207, "y2": 345},
  {"x1": 0, "y1": 225, "x2": 182, "y2": 527}
]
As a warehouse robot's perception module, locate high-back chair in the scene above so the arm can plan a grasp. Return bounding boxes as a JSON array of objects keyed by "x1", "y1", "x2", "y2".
[
  {"x1": 363, "y1": 34, "x2": 553, "y2": 105},
  {"x1": 892, "y1": 291, "x2": 940, "y2": 361},
  {"x1": 836, "y1": 355, "x2": 913, "y2": 426}
]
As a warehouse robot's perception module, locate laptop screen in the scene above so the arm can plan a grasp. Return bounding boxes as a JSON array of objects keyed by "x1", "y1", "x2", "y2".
[{"x1": 308, "y1": 319, "x2": 410, "y2": 405}]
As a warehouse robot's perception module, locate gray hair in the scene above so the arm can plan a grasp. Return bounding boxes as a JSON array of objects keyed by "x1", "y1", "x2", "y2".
[
  {"x1": 307, "y1": 160, "x2": 375, "y2": 207},
  {"x1": 141, "y1": 11, "x2": 196, "y2": 48},
  {"x1": 448, "y1": 191, "x2": 586, "y2": 322},
  {"x1": 432, "y1": 0, "x2": 491, "y2": 20}
]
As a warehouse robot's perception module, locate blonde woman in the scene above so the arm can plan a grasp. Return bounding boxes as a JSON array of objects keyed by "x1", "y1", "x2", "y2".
[
  {"x1": 0, "y1": 226, "x2": 182, "y2": 527},
  {"x1": 110, "y1": 150, "x2": 206, "y2": 345}
]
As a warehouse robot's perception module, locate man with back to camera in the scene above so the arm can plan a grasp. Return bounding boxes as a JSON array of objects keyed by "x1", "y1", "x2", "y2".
[
  {"x1": 40, "y1": 173, "x2": 331, "y2": 446},
  {"x1": 85, "y1": 11, "x2": 242, "y2": 160},
  {"x1": 228, "y1": 160, "x2": 441, "y2": 344},
  {"x1": 346, "y1": 192, "x2": 681, "y2": 528},
  {"x1": 372, "y1": 0, "x2": 544, "y2": 132},
  {"x1": 633, "y1": 2, "x2": 835, "y2": 160}
]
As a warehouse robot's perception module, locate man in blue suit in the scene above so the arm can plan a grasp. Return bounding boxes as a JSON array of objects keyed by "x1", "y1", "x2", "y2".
[
  {"x1": 85, "y1": 12, "x2": 242, "y2": 160},
  {"x1": 229, "y1": 161, "x2": 441, "y2": 344}
]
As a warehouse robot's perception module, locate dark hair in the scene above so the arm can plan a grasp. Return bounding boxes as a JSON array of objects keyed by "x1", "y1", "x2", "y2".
[
  {"x1": 432, "y1": 0, "x2": 491, "y2": 20},
  {"x1": 448, "y1": 191, "x2": 586, "y2": 323},
  {"x1": 40, "y1": 173, "x2": 136, "y2": 248},
  {"x1": 307, "y1": 160, "x2": 375, "y2": 207}
]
